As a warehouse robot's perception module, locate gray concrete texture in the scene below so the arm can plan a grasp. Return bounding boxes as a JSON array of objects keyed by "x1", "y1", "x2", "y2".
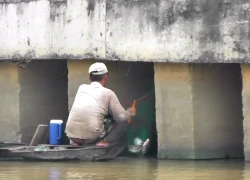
[
  {"x1": 241, "y1": 64, "x2": 250, "y2": 161},
  {"x1": 0, "y1": 61, "x2": 68, "y2": 144},
  {"x1": 0, "y1": 62, "x2": 21, "y2": 143},
  {"x1": 1, "y1": 0, "x2": 250, "y2": 63},
  {"x1": 154, "y1": 63, "x2": 195, "y2": 159},
  {"x1": 155, "y1": 63, "x2": 244, "y2": 159}
]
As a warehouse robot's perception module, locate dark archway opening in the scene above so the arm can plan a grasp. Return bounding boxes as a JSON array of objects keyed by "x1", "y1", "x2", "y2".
[
  {"x1": 103, "y1": 61, "x2": 158, "y2": 157},
  {"x1": 192, "y1": 63, "x2": 244, "y2": 159},
  {"x1": 19, "y1": 60, "x2": 68, "y2": 144}
]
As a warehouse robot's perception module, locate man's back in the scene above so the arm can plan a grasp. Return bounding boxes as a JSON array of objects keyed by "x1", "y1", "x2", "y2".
[{"x1": 65, "y1": 82, "x2": 111, "y2": 139}]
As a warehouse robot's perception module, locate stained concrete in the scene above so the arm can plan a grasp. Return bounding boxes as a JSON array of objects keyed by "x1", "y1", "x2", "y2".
[
  {"x1": 155, "y1": 63, "x2": 244, "y2": 159},
  {"x1": 0, "y1": 0, "x2": 106, "y2": 60},
  {"x1": 0, "y1": 62, "x2": 21, "y2": 142},
  {"x1": 241, "y1": 64, "x2": 250, "y2": 161},
  {"x1": 154, "y1": 63, "x2": 195, "y2": 159},
  {"x1": 0, "y1": 0, "x2": 250, "y2": 62}
]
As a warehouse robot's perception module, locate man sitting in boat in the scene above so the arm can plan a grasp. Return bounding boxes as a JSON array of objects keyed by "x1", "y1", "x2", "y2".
[{"x1": 65, "y1": 62, "x2": 136, "y2": 147}]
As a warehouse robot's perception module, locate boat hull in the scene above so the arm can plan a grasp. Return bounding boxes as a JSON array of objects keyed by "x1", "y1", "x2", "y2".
[{"x1": 0, "y1": 143, "x2": 126, "y2": 161}]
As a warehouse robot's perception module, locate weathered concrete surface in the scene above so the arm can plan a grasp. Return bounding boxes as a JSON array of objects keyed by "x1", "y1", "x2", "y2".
[
  {"x1": 154, "y1": 63, "x2": 195, "y2": 159},
  {"x1": 106, "y1": 0, "x2": 249, "y2": 62},
  {"x1": 1, "y1": 0, "x2": 250, "y2": 62},
  {"x1": 0, "y1": 0, "x2": 106, "y2": 60},
  {"x1": 241, "y1": 64, "x2": 250, "y2": 161},
  {"x1": 0, "y1": 62, "x2": 21, "y2": 142},
  {"x1": 192, "y1": 64, "x2": 243, "y2": 159},
  {"x1": 155, "y1": 63, "x2": 244, "y2": 159}
]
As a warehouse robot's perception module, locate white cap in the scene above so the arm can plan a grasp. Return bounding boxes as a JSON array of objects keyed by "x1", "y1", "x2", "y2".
[{"x1": 88, "y1": 62, "x2": 108, "y2": 75}]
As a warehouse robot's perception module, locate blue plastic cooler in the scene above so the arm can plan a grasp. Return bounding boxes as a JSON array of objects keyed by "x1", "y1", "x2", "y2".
[{"x1": 49, "y1": 120, "x2": 63, "y2": 145}]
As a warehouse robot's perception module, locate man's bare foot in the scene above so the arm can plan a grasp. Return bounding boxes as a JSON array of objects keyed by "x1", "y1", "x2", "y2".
[{"x1": 96, "y1": 140, "x2": 109, "y2": 147}]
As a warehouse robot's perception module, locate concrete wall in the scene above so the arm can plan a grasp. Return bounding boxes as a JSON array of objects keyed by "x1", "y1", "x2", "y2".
[
  {"x1": 1, "y1": 0, "x2": 250, "y2": 63},
  {"x1": 155, "y1": 63, "x2": 243, "y2": 159},
  {"x1": 242, "y1": 64, "x2": 250, "y2": 161},
  {"x1": 0, "y1": 63, "x2": 21, "y2": 142}
]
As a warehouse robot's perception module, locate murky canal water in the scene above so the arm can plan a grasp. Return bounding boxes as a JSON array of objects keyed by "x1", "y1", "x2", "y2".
[{"x1": 0, "y1": 158, "x2": 248, "y2": 180}]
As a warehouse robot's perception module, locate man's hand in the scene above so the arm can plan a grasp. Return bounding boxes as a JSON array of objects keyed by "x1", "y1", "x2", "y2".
[{"x1": 128, "y1": 107, "x2": 136, "y2": 116}]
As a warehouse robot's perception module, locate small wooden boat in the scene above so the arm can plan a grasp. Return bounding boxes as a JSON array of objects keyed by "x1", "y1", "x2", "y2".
[{"x1": 0, "y1": 143, "x2": 126, "y2": 161}]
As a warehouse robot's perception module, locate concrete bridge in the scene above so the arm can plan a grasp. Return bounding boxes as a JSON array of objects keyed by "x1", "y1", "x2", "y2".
[{"x1": 1, "y1": 0, "x2": 250, "y2": 160}]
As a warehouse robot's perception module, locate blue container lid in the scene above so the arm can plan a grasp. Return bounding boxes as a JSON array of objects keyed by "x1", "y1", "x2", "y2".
[{"x1": 50, "y1": 120, "x2": 63, "y2": 124}]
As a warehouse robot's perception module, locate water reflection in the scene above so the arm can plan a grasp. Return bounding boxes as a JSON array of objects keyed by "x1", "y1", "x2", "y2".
[
  {"x1": 156, "y1": 160, "x2": 244, "y2": 180},
  {"x1": 243, "y1": 161, "x2": 250, "y2": 180},
  {"x1": 60, "y1": 159, "x2": 158, "y2": 180},
  {"x1": 0, "y1": 158, "x2": 248, "y2": 180}
]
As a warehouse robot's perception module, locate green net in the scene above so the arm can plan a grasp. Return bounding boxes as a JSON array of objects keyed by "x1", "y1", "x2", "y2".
[{"x1": 126, "y1": 88, "x2": 155, "y2": 145}]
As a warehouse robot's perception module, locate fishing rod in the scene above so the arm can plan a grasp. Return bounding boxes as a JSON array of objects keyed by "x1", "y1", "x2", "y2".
[{"x1": 127, "y1": 89, "x2": 153, "y2": 123}]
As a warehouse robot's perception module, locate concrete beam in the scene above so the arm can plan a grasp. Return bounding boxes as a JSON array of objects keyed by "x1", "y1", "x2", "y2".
[
  {"x1": 1, "y1": 0, "x2": 250, "y2": 62},
  {"x1": 0, "y1": 0, "x2": 106, "y2": 60}
]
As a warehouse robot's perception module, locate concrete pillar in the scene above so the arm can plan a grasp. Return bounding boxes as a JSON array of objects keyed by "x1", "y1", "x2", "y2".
[
  {"x1": 0, "y1": 62, "x2": 21, "y2": 143},
  {"x1": 241, "y1": 64, "x2": 250, "y2": 161},
  {"x1": 155, "y1": 63, "x2": 243, "y2": 159},
  {"x1": 154, "y1": 63, "x2": 195, "y2": 159},
  {"x1": 67, "y1": 60, "x2": 93, "y2": 110}
]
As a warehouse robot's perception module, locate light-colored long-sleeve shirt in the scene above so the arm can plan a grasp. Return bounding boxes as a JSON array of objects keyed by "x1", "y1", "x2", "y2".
[{"x1": 65, "y1": 82, "x2": 131, "y2": 140}]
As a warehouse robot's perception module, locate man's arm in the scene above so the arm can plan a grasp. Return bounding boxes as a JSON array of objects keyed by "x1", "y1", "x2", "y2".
[{"x1": 108, "y1": 91, "x2": 132, "y2": 123}]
